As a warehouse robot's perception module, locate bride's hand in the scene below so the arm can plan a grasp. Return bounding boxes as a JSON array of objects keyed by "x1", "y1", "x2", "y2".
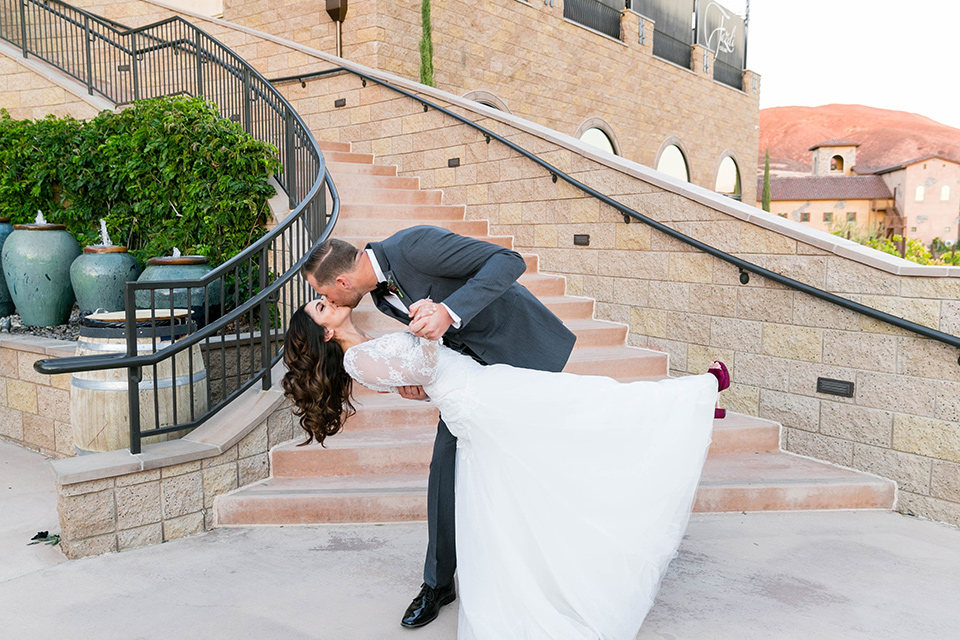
[{"x1": 409, "y1": 298, "x2": 439, "y2": 322}]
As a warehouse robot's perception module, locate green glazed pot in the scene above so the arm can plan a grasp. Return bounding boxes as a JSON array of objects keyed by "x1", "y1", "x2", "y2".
[
  {"x1": 135, "y1": 255, "x2": 222, "y2": 311},
  {"x1": 70, "y1": 246, "x2": 142, "y2": 313},
  {"x1": 0, "y1": 218, "x2": 14, "y2": 317},
  {"x1": 1, "y1": 223, "x2": 81, "y2": 327}
]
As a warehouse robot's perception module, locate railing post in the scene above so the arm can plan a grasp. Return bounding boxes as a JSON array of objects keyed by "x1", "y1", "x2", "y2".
[
  {"x1": 124, "y1": 283, "x2": 142, "y2": 454},
  {"x1": 83, "y1": 14, "x2": 93, "y2": 95},
  {"x1": 259, "y1": 245, "x2": 272, "y2": 391},
  {"x1": 284, "y1": 106, "x2": 297, "y2": 209},
  {"x1": 242, "y1": 65, "x2": 252, "y2": 134},
  {"x1": 130, "y1": 30, "x2": 140, "y2": 101},
  {"x1": 194, "y1": 30, "x2": 203, "y2": 98},
  {"x1": 18, "y1": 0, "x2": 28, "y2": 58}
]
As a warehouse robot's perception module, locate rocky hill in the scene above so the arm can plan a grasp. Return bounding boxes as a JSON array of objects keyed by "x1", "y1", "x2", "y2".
[{"x1": 759, "y1": 104, "x2": 960, "y2": 173}]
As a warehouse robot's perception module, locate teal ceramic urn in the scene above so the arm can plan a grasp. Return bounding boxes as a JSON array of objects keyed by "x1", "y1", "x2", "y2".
[
  {"x1": 0, "y1": 218, "x2": 14, "y2": 316},
  {"x1": 1, "y1": 223, "x2": 81, "y2": 326},
  {"x1": 70, "y1": 246, "x2": 142, "y2": 313},
  {"x1": 136, "y1": 256, "x2": 222, "y2": 321}
]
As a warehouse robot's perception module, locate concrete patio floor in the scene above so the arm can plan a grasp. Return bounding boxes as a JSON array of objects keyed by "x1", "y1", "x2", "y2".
[{"x1": 2, "y1": 440, "x2": 959, "y2": 639}]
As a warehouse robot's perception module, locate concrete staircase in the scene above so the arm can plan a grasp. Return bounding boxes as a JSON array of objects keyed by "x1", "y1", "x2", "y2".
[{"x1": 216, "y1": 141, "x2": 896, "y2": 526}]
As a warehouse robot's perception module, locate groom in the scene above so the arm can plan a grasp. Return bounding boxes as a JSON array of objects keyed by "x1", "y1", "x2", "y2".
[{"x1": 302, "y1": 225, "x2": 576, "y2": 628}]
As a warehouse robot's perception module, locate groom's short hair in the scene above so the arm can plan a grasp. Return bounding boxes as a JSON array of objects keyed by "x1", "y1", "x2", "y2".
[{"x1": 302, "y1": 239, "x2": 360, "y2": 286}]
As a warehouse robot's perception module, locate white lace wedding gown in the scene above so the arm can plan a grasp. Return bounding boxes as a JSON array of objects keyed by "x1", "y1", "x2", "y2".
[{"x1": 343, "y1": 332, "x2": 718, "y2": 640}]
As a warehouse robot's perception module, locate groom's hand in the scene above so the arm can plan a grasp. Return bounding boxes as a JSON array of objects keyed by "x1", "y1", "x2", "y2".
[
  {"x1": 397, "y1": 385, "x2": 429, "y2": 401},
  {"x1": 409, "y1": 300, "x2": 453, "y2": 341}
]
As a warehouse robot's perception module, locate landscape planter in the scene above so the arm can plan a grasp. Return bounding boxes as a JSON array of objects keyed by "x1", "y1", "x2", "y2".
[
  {"x1": 70, "y1": 245, "x2": 141, "y2": 313},
  {"x1": 1, "y1": 223, "x2": 81, "y2": 326}
]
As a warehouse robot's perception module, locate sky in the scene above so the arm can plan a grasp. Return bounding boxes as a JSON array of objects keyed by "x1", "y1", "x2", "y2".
[{"x1": 723, "y1": 0, "x2": 960, "y2": 130}]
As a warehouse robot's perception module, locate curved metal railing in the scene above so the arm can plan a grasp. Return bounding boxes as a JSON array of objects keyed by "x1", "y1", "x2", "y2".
[
  {"x1": 272, "y1": 66, "x2": 960, "y2": 364},
  {"x1": 0, "y1": 1, "x2": 338, "y2": 452}
]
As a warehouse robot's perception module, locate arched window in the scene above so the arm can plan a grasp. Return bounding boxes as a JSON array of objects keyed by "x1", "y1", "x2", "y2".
[
  {"x1": 830, "y1": 155, "x2": 844, "y2": 172},
  {"x1": 715, "y1": 156, "x2": 741, "y2": 199},
  {"x1": 656, "y1": 144, "x2": 689, "y2": 182},
  {"x1": 461, "y1": 90, "x2": 511, "y2": 114},
  {"x1": 579, "y1": 127, "x2": 617, "y2": 155},
  {"x1": 942, "y1": 185, "x2": 951, "y2": 202}
]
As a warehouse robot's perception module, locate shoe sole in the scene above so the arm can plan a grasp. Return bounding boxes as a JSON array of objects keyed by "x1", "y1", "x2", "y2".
[{"x1": 400, "y1": 592, "x2": 457, "y2": 629}]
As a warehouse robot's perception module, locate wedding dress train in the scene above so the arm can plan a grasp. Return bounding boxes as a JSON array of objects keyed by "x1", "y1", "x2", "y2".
[{"x1": 344, "y1": 332, "x2": 718, "y2": 639}]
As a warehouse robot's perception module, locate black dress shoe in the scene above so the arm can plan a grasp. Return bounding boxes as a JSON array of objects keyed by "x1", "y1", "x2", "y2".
[{"x1": 401, "y1": 582, "x2": 457, "y2": 628}]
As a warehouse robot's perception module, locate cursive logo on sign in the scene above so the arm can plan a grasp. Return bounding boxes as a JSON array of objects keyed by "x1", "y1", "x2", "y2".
[{"x1": 704, "y1": 1, "x2": 737, "y2": 55}]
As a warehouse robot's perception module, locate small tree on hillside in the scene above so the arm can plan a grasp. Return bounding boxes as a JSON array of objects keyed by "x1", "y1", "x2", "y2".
[{"x1": 761, "y1": 150, "x2": 771, "y2": 212}]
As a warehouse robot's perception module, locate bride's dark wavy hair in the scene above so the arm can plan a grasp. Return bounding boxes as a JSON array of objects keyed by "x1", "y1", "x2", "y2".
[{"x1": 281, "y1": 306, "x2": 356, "y2": 446}]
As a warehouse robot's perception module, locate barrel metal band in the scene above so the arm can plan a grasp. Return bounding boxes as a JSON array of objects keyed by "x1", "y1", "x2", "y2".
[{"x1": 71, "y1": 369, "x2": 207, "y2": 391}]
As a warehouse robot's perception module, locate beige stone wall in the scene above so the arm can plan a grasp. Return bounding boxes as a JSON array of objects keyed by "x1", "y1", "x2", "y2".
[
  {"x1": 284, "y1": 73, "x2": 960, "y2": 526},
  {"x1": 0, "y1": 55, "x2": 101, "y2": 121},
  {"x1": 55, "y1": 403, "x2": 296, "y2": 559},
  {"x1": 0, "y1": 338, "x2": 76, "y2": 458},
  {"x1": 220, "y1": 0, "x2": 761, "y2": 204}
]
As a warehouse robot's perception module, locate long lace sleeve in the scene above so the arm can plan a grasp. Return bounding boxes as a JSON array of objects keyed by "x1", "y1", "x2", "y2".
[{"x1": 343, "y1": 332, "x2": 441, "y2": 392}]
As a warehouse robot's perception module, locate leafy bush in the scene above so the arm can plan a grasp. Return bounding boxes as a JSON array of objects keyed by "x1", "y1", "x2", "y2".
[
  {"x1": 0, "y1": 97, "x2": 280, "y2": 266},
  {"x1": 828, "y1": 220, "x2": 955, "y2": 265}
]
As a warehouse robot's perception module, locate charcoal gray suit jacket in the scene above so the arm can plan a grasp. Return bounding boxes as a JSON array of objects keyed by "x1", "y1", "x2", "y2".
[{"x1": 367, "y1": 225, "x2": 576, "y2": 372}]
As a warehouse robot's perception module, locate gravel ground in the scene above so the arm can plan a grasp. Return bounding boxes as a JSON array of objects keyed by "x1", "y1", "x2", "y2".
[{"x1": 1, "y1": 306, "x2": 84, "y2": 341}]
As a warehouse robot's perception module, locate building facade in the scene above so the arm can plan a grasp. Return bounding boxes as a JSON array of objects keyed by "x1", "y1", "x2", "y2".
[{"x1": 220, "y1": 0, "x2": 761, "y2": 204}]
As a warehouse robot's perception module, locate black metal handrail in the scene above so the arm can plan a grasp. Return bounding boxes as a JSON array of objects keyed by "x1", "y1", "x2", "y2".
[
  {"x1": 563, "y1": 0, "x2": 622, "y2": 40},
  {"x1": 272, "y1": 67, "x2": 960, "y2": 363},
  {"x1": 4, "y1": 1, "x2": 339, "y2": 452}
]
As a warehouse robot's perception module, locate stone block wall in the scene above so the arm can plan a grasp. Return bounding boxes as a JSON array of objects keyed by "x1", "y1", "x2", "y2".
[
  {"x1": 0, "y1": 54, "x2": 101, "y2": 121},
  {"x1": 218, "y1": 0, "x2": 761, "y2": 204},
  {"x1": 0, "y1": 337, "x2": 77, "y2": 458},
  {"x1": 55, "y1": 402, "x2": 296, "y2": 559},
  {"x1": 284, "y1": 73, "x2": 960, "y2": 526}
]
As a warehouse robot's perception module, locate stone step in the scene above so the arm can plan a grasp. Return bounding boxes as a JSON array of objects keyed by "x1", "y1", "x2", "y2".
[
  {"x1": 518, "y1": 272, "x2": 566, "y2": 297},
  {"x1": 338, "y1": 203, "x2": 466, "y2": 221},
  {"x1": 693, "y1": 451, "x2": 896, "y2": 512},
  {"x1": 334, "y1": 218, "x2": 489, "y2": 238},
  {"x1": 217, "y1": 451, "x2": 895, "y2": 525},
  {"x1": 562, "y1": 318, "x2": 628, "y2": 347},
  {"x1": 316, "y1": 140, "x2": 353, "y2": 153},
  {"x1": 322, "y1": 150, "x2": 375, "y2": 164},
  {"x1": 335, "y1": 235, "x2": 514, "y2": 250},
  {"x1": 328, "y1": 173, "x2": 421, "y2": 190},
  {"x1": 216, "y1": 474, "x2": 430, "y2": 525},
  {"x1": 326, "y1": 161, "x2": 397, "y2": 176},
  {"x1": 563, "y1": 346, "x2": 668, "y2": 377},
  {"x1": 273, "y1": 412, "x2": 782, "y2": 478},
  {"x1": 335, "y1": 186, "x2": 443, "y2": 205}
]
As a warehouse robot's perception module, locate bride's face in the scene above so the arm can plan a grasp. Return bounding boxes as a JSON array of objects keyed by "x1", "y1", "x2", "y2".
[{"x1": 305, "y1": 297, "x2": 351, "y2": 337}]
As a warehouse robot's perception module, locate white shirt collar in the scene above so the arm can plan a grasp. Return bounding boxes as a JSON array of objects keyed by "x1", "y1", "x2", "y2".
[{"x1": 365, "y1": 248, "x2": 387, "y2": 283}]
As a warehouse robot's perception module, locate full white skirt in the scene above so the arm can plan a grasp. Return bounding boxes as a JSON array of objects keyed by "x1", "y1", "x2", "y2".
[{"x1": 436, "y1": 366, "x2": 718, "y2": 640}]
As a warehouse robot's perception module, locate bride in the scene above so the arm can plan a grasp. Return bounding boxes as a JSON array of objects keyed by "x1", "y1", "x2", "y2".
[{"x1": 282, "y1": 297, "x2": 728, "y2": 640}]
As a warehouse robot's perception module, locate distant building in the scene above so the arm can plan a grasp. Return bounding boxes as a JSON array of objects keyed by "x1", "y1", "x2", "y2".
[
  {"x1": 855, "y1": 156, "x2": 960, "y2": 246},
  {"x1": 761, "y1": 141, "x2": 960, "y2": 245}
]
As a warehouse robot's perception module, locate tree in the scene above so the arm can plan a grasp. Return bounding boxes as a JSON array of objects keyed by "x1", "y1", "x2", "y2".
[
  {"x1": 419, "y1": 0, "x2": 434, "y2": 87},
  {"x1": 761, "y1": 149, "x2": 771, "y2": 212}
]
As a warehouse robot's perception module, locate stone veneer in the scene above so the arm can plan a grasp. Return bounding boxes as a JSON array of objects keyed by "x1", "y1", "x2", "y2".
[
  {"x1": 0, "y1": 337, "x2": 77, "y2": 458},
  {"x1": 219, "y1": 0, "x2": 761, "y2": 205}
]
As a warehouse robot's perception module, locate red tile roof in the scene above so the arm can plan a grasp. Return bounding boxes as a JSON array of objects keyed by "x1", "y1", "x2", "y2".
[
  {"x1": 808, "y1": 139, "x2": 861, "y2": 151},
  {"x1": 759, "y1": 175, "x2": 892, "y2": 201}
]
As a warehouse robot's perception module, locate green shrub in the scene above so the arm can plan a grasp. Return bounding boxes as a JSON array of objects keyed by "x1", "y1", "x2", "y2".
[{"x1": 0, "y1": 97, "x2": 280, "y2": 266}]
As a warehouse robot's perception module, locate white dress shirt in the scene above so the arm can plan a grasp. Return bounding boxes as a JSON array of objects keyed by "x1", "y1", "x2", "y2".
[{"x1": 365, "y1": 248, "x2": 462, "y2": 328}]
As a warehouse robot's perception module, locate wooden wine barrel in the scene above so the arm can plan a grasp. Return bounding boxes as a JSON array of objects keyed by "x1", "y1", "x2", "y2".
[{"x1": 70, "y1": 310, "x2": 208, "y2": 453}]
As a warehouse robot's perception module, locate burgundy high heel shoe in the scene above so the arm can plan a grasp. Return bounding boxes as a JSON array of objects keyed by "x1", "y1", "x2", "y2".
[{"x1": 707, "y1": 361, "x2": 729, "y2": 419}]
